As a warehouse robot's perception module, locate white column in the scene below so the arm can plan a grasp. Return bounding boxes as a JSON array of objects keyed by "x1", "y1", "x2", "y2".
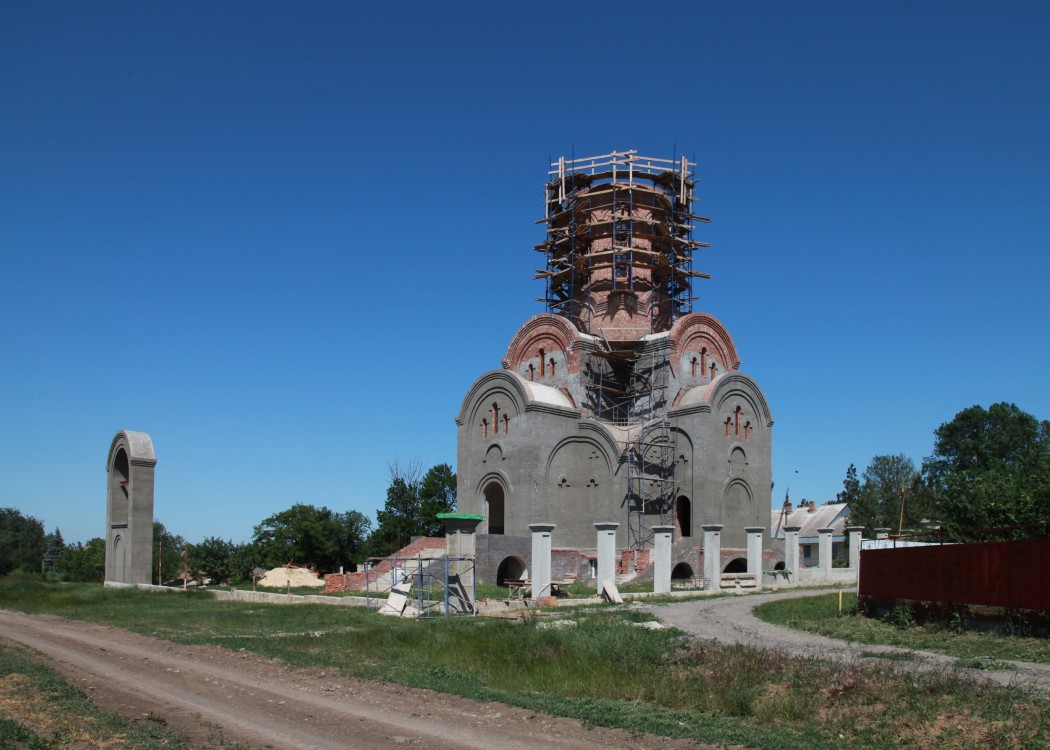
[
  {"x1": 440, "y1": 513, "x2": 482, "y2": 614},
  {"x1": 818, "y1": 527, "x2": 833, "y2": 580},
  {"x1": 594, "y1": 522, "x2": 618, "y2": 591},
  {"x1": 702, "y1": 524, "x2": 723, "y2": 591},
  {"x1": 651, "y1": 525, "x2": 674, "y2": 594},
  {"x1": 847, "y1": 525, "x2": 863, "y2": 572},
  {"x1": 529, "y1": 523, "x2": 555, "y2": 599},
  {"x1": 784, "y1": 526, "x2": 801, "y2": 585},
  {"x1": 745, "y1": 526, "x2": 764, "y2": 591}
]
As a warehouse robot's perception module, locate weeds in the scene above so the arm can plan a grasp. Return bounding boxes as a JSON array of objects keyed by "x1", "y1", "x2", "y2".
[{"x1": 756, "y1": 592, "x2": 1050, "y2": 665}]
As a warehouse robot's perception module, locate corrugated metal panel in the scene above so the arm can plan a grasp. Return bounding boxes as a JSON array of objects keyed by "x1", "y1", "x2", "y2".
[{"x1": 859, "y1": 538, "x2": 1050, "y2": 610}]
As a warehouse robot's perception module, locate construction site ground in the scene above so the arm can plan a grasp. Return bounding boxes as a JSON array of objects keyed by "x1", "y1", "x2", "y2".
[{"x1": 3, "y1": 589, "x2": 1049, "y2": 749}]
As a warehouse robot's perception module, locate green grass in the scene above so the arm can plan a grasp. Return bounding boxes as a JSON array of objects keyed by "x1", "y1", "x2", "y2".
[
  {"x1": 3, "y1": 579, "x2": 1049, "y2": 749},
  {"x1": 754, "y1": 593, "x2": 1050, "y2": 665},
  {"x1": 0, "y1": 638, "x2": 244, "y2": 749}
]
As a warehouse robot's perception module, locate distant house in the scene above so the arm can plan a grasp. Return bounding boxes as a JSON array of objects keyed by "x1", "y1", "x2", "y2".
[{"x1": 770, "y1": 501, "x2": 850, "y2": 567}]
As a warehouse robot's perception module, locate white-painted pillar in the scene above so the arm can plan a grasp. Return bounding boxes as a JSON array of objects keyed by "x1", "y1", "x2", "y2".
[
  {"x1": 651, "y1": 525, "x2": 674, "y2": 594},
  {"x1": 784, "y1": 526, "x2": 801, "y2": 585},
  {"x1": 745, "y1": 526, "x2": 764, "y2": 591},
  {"x1": 818, "y1": 527, "x2": 834, "y2": 580},
  {"x1": 529, "y1": 523, "x2": 555, "y2": 599},
  {"x1": 847, "y1": 525, "x2": 863, "y2": 573},
  {"x1": 594, "y1": 522, "x2": 618, "y2": 591},
  {"x1": 702, "y1": 524, "x2": 723, "y2": 591}
]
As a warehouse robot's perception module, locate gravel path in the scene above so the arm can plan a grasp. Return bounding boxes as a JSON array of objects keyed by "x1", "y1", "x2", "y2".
[{"x1": 649, "y1": 587, "x2": 1050, "y2": 690}]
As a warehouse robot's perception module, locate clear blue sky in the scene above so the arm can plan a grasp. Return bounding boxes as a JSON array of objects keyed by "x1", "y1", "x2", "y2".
[{"x1": 3, "y1": 2, "x2": 1049, "y2": 545}]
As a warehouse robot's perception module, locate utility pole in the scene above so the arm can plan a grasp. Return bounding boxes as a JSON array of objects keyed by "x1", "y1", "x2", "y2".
[{"x1": 897, "y1": 486, "x2": 910, "y2": 538}]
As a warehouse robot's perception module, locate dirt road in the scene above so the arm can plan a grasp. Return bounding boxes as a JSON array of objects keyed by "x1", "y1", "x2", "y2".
[
  {"x1": 0, "y1": 609, "x2": 710, "y2": 750},
  {"x1": 651, "y1": 588, "x2": 1050, "y2": 690}
]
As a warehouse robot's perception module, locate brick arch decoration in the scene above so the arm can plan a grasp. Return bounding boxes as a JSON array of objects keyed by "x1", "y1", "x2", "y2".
[
  {"x1": 710, "y1": 373, "x2": 774, "y2": 427},
  {"x1": 501, "y1": 314, "x2": 583, "y2": 375},
  {"x1": 456, "y1": 370, "x2": 530, "y2": 429},
  {"x1": 669, "y1": 312, "x2": 741, "y2": 376},
  {"x1": 105, "y1": 430, "x2": 157, "y2": 585}
]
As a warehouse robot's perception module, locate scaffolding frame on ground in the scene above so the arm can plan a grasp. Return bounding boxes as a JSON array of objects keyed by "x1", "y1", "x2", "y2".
[
  {"x1": 364, "y1": 554, "x2": 477, "y2": 618},
  {"x1": 536, "y1": 150, "x2": 709, "y2": 337}
]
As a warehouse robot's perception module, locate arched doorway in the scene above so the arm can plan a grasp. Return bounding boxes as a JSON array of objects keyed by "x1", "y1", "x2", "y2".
[
  {"x1": 671, "y1": 562, "x2": 693, "y2": 581},
  {"x1": 676, "y1": 496, "x2": 691, "y2": 537},
  {"x1": 484, "y1": 482, "x2": 505, "y2": 535},
  {"x1": 723, "y1": 557, "x2": 747, "y2": 573},
  {"x1": 496, "y1": 556, "x2": 526, "y2": 586}
]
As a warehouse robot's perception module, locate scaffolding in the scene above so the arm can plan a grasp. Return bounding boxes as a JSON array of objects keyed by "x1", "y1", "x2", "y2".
[
  {"x1": 364, "y1": 553, "x2": 477, "y2": 618},
  {"x1": 536, "y1": 150, "x2": 709, "y2": 338},
  {"x1": 622, "y1": 343, "x2": 677, "y2": 550},
  {"x1": 537, "y1": 150, "x2": 706, "y2": 551}
]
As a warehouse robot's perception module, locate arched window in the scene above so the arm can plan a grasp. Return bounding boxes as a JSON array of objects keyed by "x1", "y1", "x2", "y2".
[
  {"x1": 710, "y1": 362, "x2": 717, "y2": 380},
  {"x1": 676, "y1": 496, "x2": 692, "y2": 538},
  {"x1": 502, "y1": 414, "x2": 509, "y2": 434},
  {"x1": 690, "y1": 357, "x2": 698, "y2": 377},
  {"x1": 481, "y1": 419, "x2": 488, "y2": 439},
  {"x1": 539, "y1": 349, "x2": 545, "y2": 377},
  {"x1": 548, "y1": 358, "x2": 555, "y2": 377},
  {"x1": 528, "y1": 364, "x2": 534, "y2": 381},
  {"x1": 724, "y1": 417, "x2": 732, "y2": 438},
  {"x1": 735, "y1": 406, "x2": 742, "y2": 437},
  {"x1": 484, "y1": 482, "x2": 505, "y2": 535},
  {"x1": 492, "y1": 403, "x2": 500, "y2": 431},
  {"x1": 701, "y1": 347, "x2": 708, "y2": 377},
  {"x1": 745, "y1": 421, "x2": 752, "y2": 441}
]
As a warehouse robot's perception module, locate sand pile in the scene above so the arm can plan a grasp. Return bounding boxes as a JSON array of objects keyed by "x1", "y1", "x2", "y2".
[{"x1": 257, "y1": 566, "x2": 325, "y2": 588}]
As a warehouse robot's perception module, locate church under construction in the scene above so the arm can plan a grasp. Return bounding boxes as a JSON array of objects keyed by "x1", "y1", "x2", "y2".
[{"x1": 456, "y1": 151, "x2": 772, "y2": 583}]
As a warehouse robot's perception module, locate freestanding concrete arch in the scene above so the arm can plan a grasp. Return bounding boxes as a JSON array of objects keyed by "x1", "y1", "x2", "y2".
[{"x1": 105, "y1": 430, "x2": 156, "y2": 584}]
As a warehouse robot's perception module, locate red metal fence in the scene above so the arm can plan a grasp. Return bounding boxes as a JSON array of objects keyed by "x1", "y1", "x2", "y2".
[{"x1": 859, "y1": 538, "x2": 1050, "y2": 611}]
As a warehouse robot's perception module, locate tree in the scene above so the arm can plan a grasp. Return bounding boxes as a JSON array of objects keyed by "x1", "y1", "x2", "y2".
[
  {"x1": 366, "y1": 460, "x2": 457, "y2": 558},
  {"x1": 859, "y1": 454, "x2": 920, "y2": 535},
  {"x1": 42, "y1": 528, "x2": 65, "y2": 576},
  {"x1": 333, "y1": 510, "x2": 372, "y2": 570},
  {"x1": 153, "y1": 520, "x2": 187, "y2": 584},
  {"x1": 920, "y1": 403, "x2": 1050, "y2": 535},
  {"x1": 57, "y1": 538, "x2": 106, "y2": 583},
  {"x1": 0, "y1": 508, "x2": 46, "y2": 576},
  {"x1": 418, "y1": 463, "x2": 457, "y2": 537},
  {"x1": 368, "y1": 463, "x2": 423, "y2": 558},
  {"x1": 188, "y1": 536, "x2": 238, "y2": 584},
  {"x1": 253, "y1": 503, "x2": 338, "y2": 570}
]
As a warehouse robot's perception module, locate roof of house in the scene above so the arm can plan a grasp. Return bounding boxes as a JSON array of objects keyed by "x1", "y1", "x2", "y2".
[{"x1": 770, "y1": 502, "x2": 850, "y2": 541}]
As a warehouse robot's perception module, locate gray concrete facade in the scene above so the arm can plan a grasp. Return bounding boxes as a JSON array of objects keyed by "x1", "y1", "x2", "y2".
[
  {"x1": 104, "y1": 430, "x2": 156, "y2": 585},
  {"x1": 455, "y1": 314, "x2": 773, "y2": 561}
]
